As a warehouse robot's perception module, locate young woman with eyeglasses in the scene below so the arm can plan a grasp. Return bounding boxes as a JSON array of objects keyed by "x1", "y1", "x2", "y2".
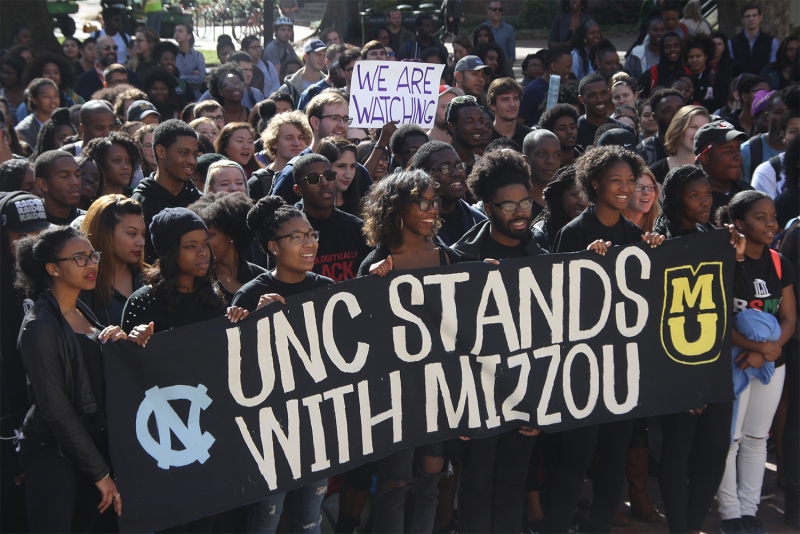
[
  {"x1": 623, "y1": 168, "x2": 661, "y2": 232},
  {"x1": 16, "y1": 225, "x2": 152, "y2": 531},
  {"x1": 230, "y1": 195, "x2": 331, "y2": 533},
  {"x1": 359, "y1": 169, "x2": 462, "y2": 533}
]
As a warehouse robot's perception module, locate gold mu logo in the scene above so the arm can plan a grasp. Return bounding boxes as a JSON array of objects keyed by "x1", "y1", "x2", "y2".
[{"x1": 660, "y1": 262, "x2": 727, "y2": 365}]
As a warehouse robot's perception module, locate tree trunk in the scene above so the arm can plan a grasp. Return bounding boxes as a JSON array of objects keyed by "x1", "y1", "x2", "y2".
[
  {"x1": 717, "y1": 0, "x2": 790, "y2": 41},
  {"x1": 318, "y1": 0, "x2": 358, "y2": 43},
  {"x1": 1, "y1": 0, "x2": 59, "y2": 50}
]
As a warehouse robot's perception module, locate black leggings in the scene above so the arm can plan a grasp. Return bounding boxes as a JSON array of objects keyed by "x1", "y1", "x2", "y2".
[
  {"x1": 20, "y1": 441, "x2": 100, "y2": 533},
  {"x1": 458, "y1": 431, "x2": 536, "y2": 533},
  {"x1": 658, "y1": 401, "x2": 733, "y2": 533},
  {"x1": 544, "y1": 419, "x2": 634, "y2": 533},
  {"x1": 783, "y1": 339, "x2": 799, "y2": 516}
]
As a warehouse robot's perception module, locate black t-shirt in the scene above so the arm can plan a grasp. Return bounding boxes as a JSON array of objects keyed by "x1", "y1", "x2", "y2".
[
  {"x1": 734, "y1": 248, "x2": 796, "y2": 366},
  {"x1": 46, "y1": 206, "x2": 85, "y2": 226},
  {"x1": 248, "y1": 167, "x2": 278, "y2": 201},
  {"x1": 304, "y1": 207, "x2": 372, "y2": 282},
  {"x1": 711, "y1": 179, "x2": 754, "y2": 217},
  {"x1": 491, "y1": 123, "x2": 532, "y2": 149},
  {"x1": 649, "y1": 158, "x2": 671, "y2": 184},
  {"x1": 479, "y1": 236, "x2": 528, "y2": 261},
  {"x1": 231, "y1": 271, "x2": 334, "y2": 312}
]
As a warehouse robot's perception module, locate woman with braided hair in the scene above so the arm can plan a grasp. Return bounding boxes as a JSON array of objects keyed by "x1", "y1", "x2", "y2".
[
  {"x1": 652, "y1": 164, "x2": 716, "y2": 239},
  {"x1": 531, "y1": 165, "x2": 587, "y2": 252}
]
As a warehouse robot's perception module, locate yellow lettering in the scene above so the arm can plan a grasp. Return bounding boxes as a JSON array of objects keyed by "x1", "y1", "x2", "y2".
[
  {"x1": 667, "y1": 314, "x2": 718, "y2": 356},
  {"x1": 669, "y1": 274, "x2": 715, "y2": 314}
]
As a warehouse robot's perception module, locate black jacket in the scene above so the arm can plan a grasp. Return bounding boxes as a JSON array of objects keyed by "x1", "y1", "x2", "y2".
[
  {"x1": 452, "y1": 219, "x2": 546, "y2": 260},
  {"x1": 553, "y1": 205, "x2": 645, "y2": 253},
  {"x1": 17, "y1": 291, "x2": 109, "y2": 482},
  {"x1": 131, "y1": 174, "x2": 202, "y2": 263}
]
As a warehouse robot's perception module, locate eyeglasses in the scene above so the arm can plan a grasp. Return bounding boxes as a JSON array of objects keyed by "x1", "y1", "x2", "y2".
[
  {"x1": 408, "y1": 197, "x2": 442, "y2": 211},
  {"x1": 300, "y1": 170, "x2": 337, "y2": 185},
  {"x1": 248, "y1": 44, "x2": 263, "y2": 50},
  {"x1": 56, "y1": 251, "x2": 101, "y2": 267},
  {"x1": 452, "y1": 95, "x2": 478, "y2": 104},
  {"x1": 491, "y1": 198, "x2": 534, "y2": 213},
  {"x1": 321, "y1": 114, "x2": 353, "y2": 124},
  {"x1": 100, "y1": 45, "x2": 119, "y2": 51},
  {"x1": 430, "y1": 161, "x2": 466, "y2": 175},
  {"x1": 222, "y1": 81, "x2": 245, "y2": 90},
  {"x1": 634, "y1": 184, "x2": 657, "y2": 192},
  {"x1": 273, "y1": 230, "x2": 320, "y2": 244},
  {"x1": 342, "y1": 67, "x2": 355, "y2": 73},
  {"x1": 488, "y1": 6, "x2": 503, "y2": 11}
]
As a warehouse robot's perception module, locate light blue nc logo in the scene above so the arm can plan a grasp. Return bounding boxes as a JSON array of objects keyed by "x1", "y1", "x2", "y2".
[{"x1": 136, "y1": 384, "x2": 216, "y2": 469}]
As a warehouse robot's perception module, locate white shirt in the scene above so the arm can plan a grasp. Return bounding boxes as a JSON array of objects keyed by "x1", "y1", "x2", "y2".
[
  {"x1": 751, "y1": 153, "x2": 786, "y2": 199},
  {"x1": 95, "y1": 29, "x2": 130, "y2": 64}
]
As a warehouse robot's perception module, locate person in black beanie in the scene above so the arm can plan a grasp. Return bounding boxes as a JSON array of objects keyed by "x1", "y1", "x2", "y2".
[{"x1": 192, "y1": 152, "x2": 227, "y2": 192}]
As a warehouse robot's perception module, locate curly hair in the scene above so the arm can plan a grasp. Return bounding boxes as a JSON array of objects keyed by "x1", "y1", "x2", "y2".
[
  {"x1": 389, "y1": 124, "x2": 429, "y2": 157},
  {"x1": 652, "y1": 164, "x2": 711, "y2": 238},
  {"x1": 32, "y1": 107, "x2": 76, "y2": 160},
  {"x1": 472, "y1": 42, "x2": 509, "y2": 81},
  {"x1": 467, "y1": 150, "x2": 531, "y2": 203},
  {"x1": 532, "y1": 165, "x2": 583, "y2": 250},
  {"x1": 142, "y1": 67, "x2": 181, "y2": 117},
  {"x1": 80, "y1": 194, "x2": 145, "y2": 307},
  {"x1": 685, "y1": 35, "x2": 713, "y2": 62},
  {"x1": 0, "y1": 159, "x2": 34, "y2": 192},
  {"x1": 361, "y1": 170, "x2": 440, "y2": 248},
  {"x1": 260, "y1": 110, "x2": 312, "y2": 161},
  {"x1": 247, "y1": 195, "x2": 306, "y2": 257},
  {"x1": 538, "y1": 103, "x2": 579, "y2": 132},
  {"x1": 574, "y1": 145, "x2": 645, "y2": 204},
  {"x1": 206, "y1": 62, "x2": 246, "y2": 104},
  {"x1": 83, "y1": 131, "x2": 142, "y2": 195},
  {"x1": 15, "y1": 225, "x2": 84, "y2": 298},
  {"x1": 22, "y1": 53, "x2": 77, "y2": 92},
  {"x1": 113, "y1": 87, "x2": 148, "y2": 121},
  {"x1": 189, "y1": 192, "x2": 255, "y2": 251}
]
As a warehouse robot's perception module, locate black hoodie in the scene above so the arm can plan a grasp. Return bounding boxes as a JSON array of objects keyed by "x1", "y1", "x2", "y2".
[
  {"x1": 131, "y1": 174, "x2": 202, "y2": 263},
  {"x1": 452, "y1": 219, "x2": 547, "y2": 260}
]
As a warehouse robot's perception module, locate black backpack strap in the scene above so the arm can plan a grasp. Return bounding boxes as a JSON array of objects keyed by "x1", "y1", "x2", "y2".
[
  {"x1": 769, "y1": 154, "x2": 783, "y2": 177},
  {"x1": 750, "y1": 135, "x2": 763, "y2": 179}
]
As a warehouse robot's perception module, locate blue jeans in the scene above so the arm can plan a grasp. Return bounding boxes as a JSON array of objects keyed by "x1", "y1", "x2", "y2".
[
  {"x1": 246, "y1": 478, "x2": 327, "y2": 533},
  {"x1": 146, "y1": 12, "x2": 162, "y2": 36}
]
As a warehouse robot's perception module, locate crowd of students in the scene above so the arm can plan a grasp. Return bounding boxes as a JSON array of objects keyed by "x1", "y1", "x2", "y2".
[{"x1": 0, "y1": 0, "x2": 799, "y2": 533}]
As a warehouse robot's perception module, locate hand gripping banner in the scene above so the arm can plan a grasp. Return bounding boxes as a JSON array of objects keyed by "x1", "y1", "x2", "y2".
[{"x1": 104, "y1": 230, "x2": 735, "y2": 532}]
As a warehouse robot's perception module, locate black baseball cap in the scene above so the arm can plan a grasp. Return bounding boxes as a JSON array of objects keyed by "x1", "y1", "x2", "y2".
[
  {"x1": 126, "y1": 100, "x2": 161, "y2": 123},
  {"x1": 597, "y1": 128, "x2": 638, "y2": 149},
  {"x1": 1, "y1": 192, "x2": 51, "y2": 233},
  {"x1": 694, "y1": 120, "x2": 748, "y2": 156}
]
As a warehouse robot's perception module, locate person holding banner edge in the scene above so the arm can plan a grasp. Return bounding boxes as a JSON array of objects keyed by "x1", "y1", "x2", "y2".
[{"x1": 232, "y1": 190, "x2": 334, "y2": 533}]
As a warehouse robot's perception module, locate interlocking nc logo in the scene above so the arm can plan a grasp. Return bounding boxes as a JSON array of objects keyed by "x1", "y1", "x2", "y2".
[
  {"x1": 660, "y1": 262, "x2": 727, "y2": 365},
  {"x1": 136, "y1": 384, "x2": 216, "y2": 469}
]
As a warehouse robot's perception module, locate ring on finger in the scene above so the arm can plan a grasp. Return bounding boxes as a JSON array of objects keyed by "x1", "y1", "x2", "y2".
[{"x1": 114, "y1": 494, "x2": 121, "y2": 498}]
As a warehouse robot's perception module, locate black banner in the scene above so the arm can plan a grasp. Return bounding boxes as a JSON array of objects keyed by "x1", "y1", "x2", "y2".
[{"x1": 104, "y1": 231, "x2": 735, "y2": 532}]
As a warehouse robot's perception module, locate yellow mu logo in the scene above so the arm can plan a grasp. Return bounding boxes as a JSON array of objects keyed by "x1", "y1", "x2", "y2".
[{"x1": 661, "y1": 262, "x2": 727, "y2": 365}]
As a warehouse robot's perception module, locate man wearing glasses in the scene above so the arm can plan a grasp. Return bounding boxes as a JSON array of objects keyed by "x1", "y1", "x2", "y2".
[
  {"x1": 92, "y1": 7, "x2": 131, "y2": 65},
  {"x1": 410, "y1": 140, "x2": 486, "y2": 246},
  {"x1": 272, "y1": 93, "x2": 371, "y2": 204},
  {"x1": 75, "y1": 36, "x2": 142, "y2": 103},
  {"x1": 291, "y1": 154, "x2": 372, "y2": 282},
  {"x1": 484, "y1": 1, "x2": 516, "y2": 75}
]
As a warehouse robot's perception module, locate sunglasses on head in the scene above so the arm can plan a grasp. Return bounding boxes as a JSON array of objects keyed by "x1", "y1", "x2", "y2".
[{"x1": 299, "y1": 170, "x2": 337, "y2": 185}]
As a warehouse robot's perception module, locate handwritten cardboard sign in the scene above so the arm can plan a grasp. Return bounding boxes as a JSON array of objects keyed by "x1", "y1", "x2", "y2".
[{"x1": 349, "y1": 61, "x2": 446, "y2": 128}]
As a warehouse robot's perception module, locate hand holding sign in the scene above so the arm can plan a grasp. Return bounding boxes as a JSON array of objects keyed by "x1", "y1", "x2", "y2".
[{"x1": 350, "y1": 61, "x2": 446, "y2": 128}]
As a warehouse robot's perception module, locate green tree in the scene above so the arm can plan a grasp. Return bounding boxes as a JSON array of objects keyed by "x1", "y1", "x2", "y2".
[{"x1": 1, "y1": 0, "x2": 60, "y2": 49}]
